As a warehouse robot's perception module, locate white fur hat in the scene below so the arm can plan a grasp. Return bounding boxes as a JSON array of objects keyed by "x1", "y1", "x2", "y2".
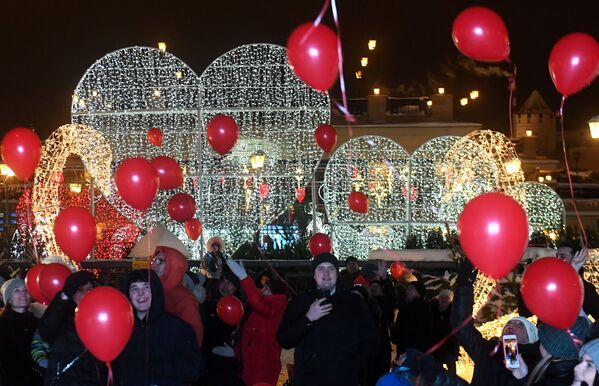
[
  {"x1": 129, "y1": 224, "x2": 190, "y2": 258},
  {"x1": 206, "y1": 236, "x2": 225, "y2": 252}
]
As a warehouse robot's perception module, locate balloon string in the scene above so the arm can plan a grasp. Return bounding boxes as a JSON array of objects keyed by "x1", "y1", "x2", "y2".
[
  {"x1": 567, "y1": 328, "x2": 584, "y2": 350},
  {"x1": 252, "y1": 238, "x2": 297, "y2": 296},
  {"x1": 559, "y1": 96, "x2": 589, "y2": 248},
  {"x1": 105, "y1": 362, "x2": 113, "y2": 386},
  {"x1": 506, "y1": 59, "x2": 517, "y2": 139},
  {"x1": 313, "y1": 0, "x2": 330, "y2": 27},
  {"x1": 425, "y1": 314, "x2": 472, "y2": 356}
]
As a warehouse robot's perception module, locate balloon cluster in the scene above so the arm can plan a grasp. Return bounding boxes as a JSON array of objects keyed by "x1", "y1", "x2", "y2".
[{"x1": 25, "y1": 263, "x2": 72, "y2": 304}]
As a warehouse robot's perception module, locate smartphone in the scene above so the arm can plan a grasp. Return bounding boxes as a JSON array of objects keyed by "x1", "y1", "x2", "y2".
[
  {"x1": 502, "y1": 335, "x2": 519, "y2": 369},
  {"x1": 317, "y1": 289, "x2": 331, "y2": 305}
]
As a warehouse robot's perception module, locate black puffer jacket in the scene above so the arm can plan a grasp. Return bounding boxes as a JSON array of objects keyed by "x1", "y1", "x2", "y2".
[
  {"x1": 39, "y1": 292, "x2": 107, "y2": 386},
  {"x1": 115, "y1": 269, "x2": 204, "y2": 386},
  {"x1": 277, "y1": 288, "x2": 378, "y2": 386},
  {"x1": 451, "y1": 281, "x2": 540, "y2": 386}
]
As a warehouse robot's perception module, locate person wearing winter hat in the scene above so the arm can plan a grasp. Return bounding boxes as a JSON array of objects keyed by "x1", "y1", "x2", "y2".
[
  {"x1": 526, "y1": 317, "x2": 591, "y2": 385},
  {"x1": 277, "y1": 253, "x2": 378, "y2": 386},
  {"x1": 151, "y1": 246, "x2": 204, "y2": 346},
  {"x1": 391, "y1": 280, "x2": 433, "y2": 355},
  {"x1": 39, "y1": 270, "x2": 108, "y2": 385},
  {"x1": 0, "y1": 278, "x2": 41, "y2": 386},
  {"x1": 226, "y1": 259, "x2": 288, "y2": 386},
  {"x1": 114, "y1": 269, "x2": 204, "y2": 385},
  {"x1": 431, "y1": 288, "x2": 459, "y2": 376},
  {"x1": 574, "y1": 339, "x2": 599, "y2": 386}
]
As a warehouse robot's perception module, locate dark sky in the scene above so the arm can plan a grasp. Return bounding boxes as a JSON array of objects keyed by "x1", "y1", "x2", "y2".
[{"x1": 1, "y1": 0, "x2": 598, "y2": 140}]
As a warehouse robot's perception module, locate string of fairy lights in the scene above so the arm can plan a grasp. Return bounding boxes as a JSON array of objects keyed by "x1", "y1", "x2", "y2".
[{"x1": 196, "y1": 44, "x2": 329, "y2": 253}]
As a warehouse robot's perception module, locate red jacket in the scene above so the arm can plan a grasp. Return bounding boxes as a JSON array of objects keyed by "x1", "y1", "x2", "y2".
[
  {"x1": 156, "y1": 246, "x2": 204, "y2": 346},
  {"x1": 239, "y1": 277, "x2": 288, "y2": 386}
]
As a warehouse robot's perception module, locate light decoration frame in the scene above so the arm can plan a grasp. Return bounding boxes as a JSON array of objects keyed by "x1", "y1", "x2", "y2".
[
  {"x1": 510, "y1": 181, "x2": 565, "y2": 234},
  {"x1": 32, "y1": 124, "x2": 113, "y2": 260},
  {"x1": 196, "y1": 43, "x2": 329, "y2": 253},
  {"x1": 324, "y1": 136, "x2": 470, "y2": 257},
  {"x1": 71, "y1": 46, "x2": 202, "y2": 254}
]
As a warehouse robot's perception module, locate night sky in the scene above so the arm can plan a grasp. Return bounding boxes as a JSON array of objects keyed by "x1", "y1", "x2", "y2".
[{"x1": 1, "y1": 0, "x2": 597, "y2": 140}]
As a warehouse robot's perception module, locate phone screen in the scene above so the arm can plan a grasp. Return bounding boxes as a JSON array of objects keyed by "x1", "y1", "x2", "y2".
[
  {"x1": 318, "y1": 289, "x2": 331, "y2": 304},
  {"x1": 503, "y1": 335, "x2": 519, "y2": 369}
]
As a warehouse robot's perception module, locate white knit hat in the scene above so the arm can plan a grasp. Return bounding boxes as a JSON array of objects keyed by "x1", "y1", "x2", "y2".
[{"x1": 128, "y1": 224, "x2": 190, "y2": 258}]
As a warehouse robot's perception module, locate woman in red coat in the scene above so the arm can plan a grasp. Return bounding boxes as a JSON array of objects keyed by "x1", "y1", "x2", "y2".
[{"x1": 226, "y1": 260, "x2": 288, "y2": 386}]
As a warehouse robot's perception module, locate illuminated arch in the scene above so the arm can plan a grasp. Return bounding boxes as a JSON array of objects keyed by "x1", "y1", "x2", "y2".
[{"x1": 32, "y1": 124, "x2": 112, "y2": 258}]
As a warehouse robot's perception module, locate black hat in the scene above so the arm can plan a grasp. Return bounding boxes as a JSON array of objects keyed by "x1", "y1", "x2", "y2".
[
  {"x1": 345, "y1": 256, "x2": 358, "y2": 265},
  {"x1": 311, "y1": 253, "x2": 339, "y2": 271}
]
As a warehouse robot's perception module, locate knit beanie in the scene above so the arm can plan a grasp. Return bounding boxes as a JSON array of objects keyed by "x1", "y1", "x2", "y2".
[
  {"x1": 509, "y1": 316, "x2": 539, "y2": 343},
  {"x1": 438, "y1": 289, "x2": 454, "y2": 302},
  {"x1": 579, "y1": 338, "x2": 599, "y2": 366},
  {"x1": 311, "y1": 253, "x2": 339, "y2": 271},
  {"x1": 1, "y1": 278, "x2": 26, "y2": 305},
  {"x1": 539, "y1": 317, "x2": 590, "y2": 359}
]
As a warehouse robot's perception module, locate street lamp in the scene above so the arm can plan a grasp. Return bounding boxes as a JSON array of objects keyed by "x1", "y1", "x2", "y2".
[
  {"x1": 470, "y1": 90, "x2": 479, "y2": 99},
  {"x1": 373, "y1": 88, "x2": 381, "y2": 95},
  {"x1": 250, "y1": 150, "x2": 266, "y2": 171},
  {"x1": 355, "y1": 70, "x2": 363, "y2": 79},
  {"x1": 526, "y1": 130, "x2": 533, "y2": 137},
  {"x1": 588, "y1": 115, "x2": 599, "y2": 139},
  {"x1": 361, "y1": 57, "x2": 369, "y2": 67},
  {"x1": 368, "y1": 40, "x2": 377, "y2": 51},
  {"x1": 460, "y1": 98, "x2": 468, "y2": 106},
  {"x1": 438, "y1": 88, "x2": 445, "y2": 95},
  {"x1": 158, "y1": 42, "x2": 167, "y2": 53},
  {"x1": 0, "y1": 163, "x2": 14, "y2": 245}
]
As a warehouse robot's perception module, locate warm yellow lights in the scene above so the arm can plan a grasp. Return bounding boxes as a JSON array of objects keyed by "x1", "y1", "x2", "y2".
[
  {"x1": 426, "y1": 100, "x2": 433, "y2": 107},
  {"x1": 505, "y1": 159, "x2": 521, "y2": 175},
  {"x1": 538, "y1": 176, "x2": 545, "y2": 183},
  {"x1": 249, "y1": 150, "x2": 266, "y2": 170},
  {"x1": 175, "y1": 71, "x2": 183, "y2": 79},
  {"x1": 589, "y1": 116, "x2": 599, "y2": 139},
  {"x1": 438, "y1": 87, "x2": 445, "y2": 94},
  {"x1": 158, "y1": 42, "x2": 167, "y2": 53},
  {"x1": 368, "y1": 40, "x2": 377, "y2": 51},
  {"x1": 69, "y1": 183, "x2": 82, "y2": 193},
  {"x1": 361, "y1": 57, "x2": 369, "y2": 67},
  {"x1": 373, "y1": 88, "x2": 381, "y2": 95},
  {"x1": 526, "y1": 130, "x2": 533, "y2": 137},
  {"x1": 153, "y1": 89, "x2": 161, "y2": 98},
  {"x1": 470, "y1": 90, "x2": 479, "y2": 99},
  {"x1": 545, "y1": 175, "x2": 552, "y2": 181},
  {"x1": 355, "y1": 70, "x2": 363, "y2": 79},
  {"x1": 0, "y1": 164, "x2": 15, "y2": 177},
  {"x1": 460, "y1": 98, "x2": 469, "y2": 106}
]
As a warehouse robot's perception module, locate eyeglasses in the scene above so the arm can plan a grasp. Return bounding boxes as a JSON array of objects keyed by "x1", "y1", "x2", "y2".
[{"x1": 151, "y1": 257, "x2": 165, "y2": 266}]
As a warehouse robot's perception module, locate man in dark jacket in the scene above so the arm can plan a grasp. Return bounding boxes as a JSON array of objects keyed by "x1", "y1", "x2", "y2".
[
  {"x1": 39, "y1": 270, "x2": 107, "y2": 386},
  {"x1": 115, "y1": 269, "x2": 204, "y2": 386},
  {"x1": 392, "y1": 280, "x2": 433, "y2": 355},
  {"x1": 451, "y1": 258, "x2": 541, "y2": 386},
  {"x1": 431, "y1": 289, "x2": 460, "y2": 376},
  {"x1": 276, "y1": 253, "x2": 377, "y2": 386}
]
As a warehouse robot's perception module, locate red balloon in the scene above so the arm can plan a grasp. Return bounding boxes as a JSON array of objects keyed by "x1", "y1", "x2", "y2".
[
  {"x1": 308, "y1": 233, "x2": 332, "y2": 256},
  {"x1": 521, "y1": 257, "x2": 583, "y2": 329},
  {"x1": 25, "y1": 265, "x2": 49, "y2": 304},
  {"x1": 314, "y1": 124, "x2": 337, "y2": 153},
  {"x1": 151, "y1": 156, "x2": 184, "y2": 190},
  {"x1": 115, "y1": 158, "x2": 159, "y2": 211},
  {"x1": 39, "y1": 263, "x2": 72, "y2": 301},
  {"x1": 167, "y1": 193, "x2": 196, "y2": 223},
  {"x1": 1, "y1": 127, "x2": 42, "y2": 181},
  {"x1": 348, "y1": 191, "x2": 369, "y2": 214},
  {"x1": 452, "y1": 6, "x2": 510, "y2": 62},
  {"x1": 54, "y1": 207, "x2": 97, "y2": 263},
  {"x1": 390, "y1": 262, "x2": 406, "y2": 280},
  {"x1": 147, "y1": 127, "x2": 163, "y2": 146},
  {"x1": 75, "y1": 287, "x2": 134, "y2": 362},
  {"x1": 217, "y1": 295, "x2": 244, "y2": 326},
  {"x1": 287, "y1": 23, "x2": 339, "y2": 92},
  {"x1": 549, "y1": 33, "x2": 599, "y2": 97},
  {"x1": 184, "y1": 218, "x2": 202, "y2": 240},
  {"x1": 458, "y1": 192, "x2": 529, "y2": 279},
  {"x1": 206, "y1": 114, "x2": 239, "y2": 155}
]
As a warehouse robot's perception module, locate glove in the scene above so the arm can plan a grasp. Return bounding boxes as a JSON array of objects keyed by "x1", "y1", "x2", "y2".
[
  {"x1": 212, "y1": 343, "x2": 235, "y2": 358},
  {"x1": 226, "y1": 259, "x2": 247, "y2": 280},
  {"x1": 62, "y1": 271, "x2": 95, "y2": 299},
  {"x1": 456, "y1": 257, "x2": 477, "y2": 286}
]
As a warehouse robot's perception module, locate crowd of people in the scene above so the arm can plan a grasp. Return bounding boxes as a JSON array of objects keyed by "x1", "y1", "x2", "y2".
[{"x1": 0, "y1": 239, "x2": 598, "y2": 386}]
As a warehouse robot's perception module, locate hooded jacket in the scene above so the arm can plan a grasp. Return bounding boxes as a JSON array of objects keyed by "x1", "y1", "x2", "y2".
[
  {"x1": 156, "y1": 246, "x2": 204, "y2": 346},
  {"x1": 115, "y1": 269, "x2": 204, "y2": 386},
  {"x1": 0, "y1": 306, "x2": 40, "y2": 386},
  {"x1": 39, "y1": 292, "x2": 107, "y2": 386},
  {"x1": 239, "y1": 276, "x2": 288, "y2": 386}
]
